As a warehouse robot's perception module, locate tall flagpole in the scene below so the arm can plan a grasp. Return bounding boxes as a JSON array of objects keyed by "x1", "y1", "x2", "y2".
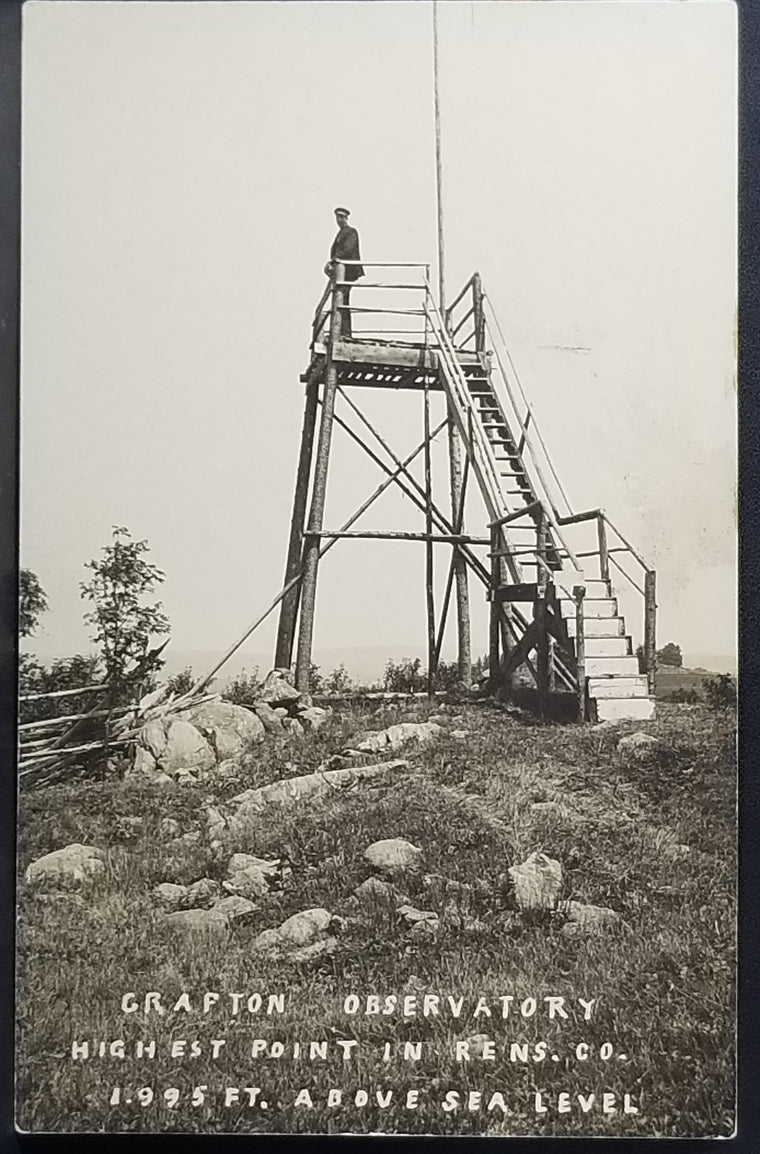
[{"x1": 433, "y1": 0, "x2": 472, "y2": 685}]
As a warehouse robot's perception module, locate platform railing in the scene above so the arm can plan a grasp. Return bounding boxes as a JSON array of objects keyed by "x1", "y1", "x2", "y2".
[{"x1": 311, "y1": 262, "x2": 432, "y2": 348}]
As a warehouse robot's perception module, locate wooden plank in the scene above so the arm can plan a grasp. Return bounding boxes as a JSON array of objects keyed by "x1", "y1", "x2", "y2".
[{"x1": 494, "y1": 582, "x2": 539, "y2": 602}]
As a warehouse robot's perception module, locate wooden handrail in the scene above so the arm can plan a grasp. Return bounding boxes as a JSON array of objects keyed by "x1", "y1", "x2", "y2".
[
  {"x1": 446, "y1": 273, "x2": 479, "y2": 317},
  {"x1": 490, "y1": 500, "x2": 543, "y2": 530}
]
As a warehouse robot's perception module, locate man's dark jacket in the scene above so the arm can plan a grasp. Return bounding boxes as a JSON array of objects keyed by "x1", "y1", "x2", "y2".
[{"x1": 330, "y1": 225, "x2": 364, "y2": 281}]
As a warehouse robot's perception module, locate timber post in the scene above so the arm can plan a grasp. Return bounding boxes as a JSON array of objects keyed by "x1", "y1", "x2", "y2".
[
  {"x1": 294, "y1": 264, "x2": 343, "y2": 691},
  {"x1": 597, "y1": 512, "x2": 610, "y2": 584},
  {"x1": 644, "y1": 569, "x2": 657, "y2": 695},
  {"x1": 489, "y1": 524, "x2": 501, "y2": 693},
  {"x1": 534, "y1": 505, "x2": 550, "y2": 717},
  {"x1": 274, "y1": 375, "x2": 320, "y2": 669},
  {"x1": 573, "y1": 584, "x2": 587, "y2": 721}
]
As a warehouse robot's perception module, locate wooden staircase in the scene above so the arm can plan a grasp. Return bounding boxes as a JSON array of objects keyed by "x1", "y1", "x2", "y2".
[{"x1": 429, "y1": 275, "x2": 657, "y2": 722}]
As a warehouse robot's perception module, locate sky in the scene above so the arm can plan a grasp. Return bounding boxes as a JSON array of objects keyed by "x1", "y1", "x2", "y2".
[{"x1": 20, "y1": 0, "x2": 737, "y2": 677}]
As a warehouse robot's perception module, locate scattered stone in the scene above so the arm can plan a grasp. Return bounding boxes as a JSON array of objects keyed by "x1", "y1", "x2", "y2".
[
  {"x1": 282, "y1": 717, "x2": 305, "y2": 737},
  {"x1": 128, "y1": 746, "x2": 172, "y2": 786},
  {"x1": 350, "y1": 722, "x2": 443, "y2": 754},
  {"x1": 408, "y1": 918, "x2": 439, "y2": 940},
  {"x1": 289, "y1": 936, "x2": 338, "y2": 963},
  {"x1": 397, "y1": 904, "x2": 438, "y2": 925},
  {"x1": 253, "y1": 907, "x2": 332, "y2": 954},
  {"x1": 592, "y1": 719, "x2": 620, "y2": 734},
  {"x1": 254, "y1": 702, "x2": 284, "y2": 734},
  {"x1": 226, "y1": 761, "x2": 408, "y2": 839},
  {"x1": 353, "y1": 877, "x2": 405, "y2": 903},
  {"x1": 205, "y1": 806, "x2": 227, "y2": 840},
  {"x1": 562, "y1": 901, "x2": 622, "y2": 936},
  {"x1": 422, "y1": 873, "x2": 472, "y2": 897},
  {"x1": 181, "y1": 700, "x2": 266, "y2": 759},
  {"x1": 160, "y1": 719, "x2": 216, "y2": 775},
  {"x1": 139, "y1": 719, "x2": 167, "y2": 760},
  {"x1": 215, "y1": 759, "x2": 241, "y2": 780},
  {"x1": 364, "y1": 838, "x2": 424, "y2": 878},
  {"x1": 223, "y1": 866, "x2": 270, "y2": 900},
  {"x1": 508, "y1": 851, "x2": 563, "y2": 911},
  {"x1": 273, "y1": 707, "x2": 289, "y2": 719},
  {"x1": 174, "y1": 767, "x2": 199, "y2": 786},
  {"x1": 257, "y1": 670, "x2": 301, "y2": 709},
  {"x1": 214, "y1": 895, "x2": 257, "y2": 923},
  {"x1": 25, "y1": 844, "x2": 106, "y2": 890},
  {"x1": 164, "y1": 907, "x2": 228, "y2": 934},
  {"x1": 187, "y1": 877, "x2": 221, "y2": 907},
  {"x1": 298, "y1": 707, "x2": 329, "y2": 732},
  {"x1": 228, "y1": 853, "x2": 281, "y2": 877},
  {"x1": 617, "y1": 732, "x2": 660, "y2": 758},
  {"x1": 450, "y1": 730, "x2": 469, "y2": 740},
  {"x1": 152, "y1": 882, "x2": 188, "y2": 910},
  {"x1": 159, "y1": 818, "x2": 181, "y2": 839}
]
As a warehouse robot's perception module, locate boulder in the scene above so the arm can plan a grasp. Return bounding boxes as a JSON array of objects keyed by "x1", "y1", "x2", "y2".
[
  {"x1": 397, "y1": 904, "x2": 438, "y2": 926},
  {"x1": 228, "y1": 853, "x2": 281, "y2": 877},
  {"x1": 179, "y1": 700, "x2": 265, "y2": 759},
  {"x1": 159, "y1": 818, "x2": 181, "y2": 839},
  {"x1": 508, "y1": 851, "x2": 562, "y2": 911},
  {"x1": 128, "y1": 746, "x2": 172, "y2": 786},
  {"x1": 223, "y1": 866, "x2": 270, "y2": 900},
  {"x1": 160, "y1": 720, "x2": 216, "y2": 775},
  {"x1": 617, "y1": 732, "x2": 660, "y2": 759},
  {"x1": 364, "y1": 838, "x2": 424, "y2": 877},
  {"x1": 226, "y1": 761, "x2": 408, "y2": 839},
  {"x1": 351, "y1": 722, "x2": 443, "y2": 754},
  {"x1": 253, "y1": 908, "x2": 332, "y2": 954},
  {"x1": 257, "y1": 670, "x2": 301, "y2": 709},
  {"x1": 273, "y1": 707, "x2": 289, "y2": 719},
  {"x1": 408, "y1": 918, "x2": 439, "y2": 940},
  {"x1": 205, "y1": 806, "x2": 227, "y2": 840},
  {"x1": 164, "y1": 907, "x2": 229, "y2": 934},
  {"x1": 25, "y1": 844, "x2": 105, "y2": 890},
  {"x1": 353, "y1": 877, "x2": 405, "y2": 903},
  {"x1": 298, "y1": 707, "x2": 329, "y2": 732},
  {"x1": 187, "y1": 877, "x2": 221, "y2": 907},
  {"x1": 289, "y1": 936, "x2": 338, "y2": 963},
  {"x1": 152, "y1": 882, "x2": 188, "y2": 910},
  {"x1": 254, "y1": 702, "x2": 284, "y2": 734},
  {"x1": 213, "y1": 895, "x2": 257, "y2": 923},
  {"x1": 282, "y1": 717, "x2": 304, "y2": 737},
  {"x1": 139, "y1": 719, "x2": 167, "y2": 760},
  {"x1": 562, "y1": 901, "x2": 622, "y2": 936}
]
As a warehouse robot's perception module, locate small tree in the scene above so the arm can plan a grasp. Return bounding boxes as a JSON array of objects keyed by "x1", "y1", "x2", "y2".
[
  {"x1": 19, "y1": 568, "x2": 48, "y2": 637},
  {"x1": 80, "y1": 527, "x2": 170, "y2": 705},
  {"x1": 657, "y1": 642, "x2": 683, "y2": 668},
  {"x1": 325, "y1": 663, "x2": 352, "y2": 693}
]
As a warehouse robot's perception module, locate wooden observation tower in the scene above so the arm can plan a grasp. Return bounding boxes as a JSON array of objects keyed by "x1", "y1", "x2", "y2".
[{"x1": 273, "y1": 262, "x2": 658, "y2": 722}]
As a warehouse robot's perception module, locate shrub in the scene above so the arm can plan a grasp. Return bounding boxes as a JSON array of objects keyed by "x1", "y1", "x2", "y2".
[
  {"x1": 702, "y1": 673, "x2": 737, "y2": 711},
  {"x1": 662, "y1": 687, "x2": 701, "y2": 704},
  {"x1": 222, "y1": 668, "x2": 262, "y2": 706}
]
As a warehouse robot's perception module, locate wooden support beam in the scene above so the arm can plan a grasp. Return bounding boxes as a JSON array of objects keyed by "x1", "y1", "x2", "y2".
[
  {"x1": 502, "y1": 620, "x2": 539, "y2": 680},
  {"x1": 489, "y1": 526, "x2": 501, "y2": 692},
  {"x1": 433, "y1": 449, "x2": 471, "y2": 670},
  {"x1": 535, "y1": 507, "x2": 550, "y2": 719},
  {"x1": 313, "y1": 530, "x2": 488, "y2": 544},
  {"x1": 574, "y1": 585, "x2": 587, "y2": 721},
  {"x1": 423, "y1": 368, "x2": 436, "y2": 698},
  {"x1": 644, "y1": 570, "x2": 657, "y2": 695},
  {"x1": 598, "y1": 513, "x2": 610, "y2": 583},
  {"x1": 295, "y1": 265, "x2": 343, "y2": 692},
  {"x1": 494, "y1": 582, "x2": 539, "y2": 602},
  {"x1": 275, "y1": 377, "x2": 319, "y2": 670}
]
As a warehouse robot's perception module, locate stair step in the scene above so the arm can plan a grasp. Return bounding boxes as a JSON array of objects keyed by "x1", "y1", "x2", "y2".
[
  {"x1": 594, "y1": 695, "x2": 656, "y2": 721},
  {"x1": 585, "y1": 654, "x2": 640, "y2": 676},
  {"x1": 588, "y1": 675, "x2": 648, "y2": 698},
  {"x1": 566, "y1": 616, "x2": 624, "y2": 638},
  {"x1": 561, "y1": 598, "x2": 618, "y2": 619},
  {"x1": 583, "y1": 636, "x2": 632, "y2": 658}
]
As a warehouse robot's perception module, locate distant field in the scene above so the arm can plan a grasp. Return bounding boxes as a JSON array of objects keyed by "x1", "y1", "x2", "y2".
[{"x1": 654, "y1": 666, "x2": 731, "y2": 700}]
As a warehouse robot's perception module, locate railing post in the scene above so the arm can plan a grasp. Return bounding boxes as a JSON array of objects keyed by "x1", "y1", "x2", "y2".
[
  {"x1": 472, "y1": 272, "x2": 484, "y2": 354},
  {"x1": 597, "y1": 513, "x2": 610, "y2": 584},
  {"x1": 644, "y1": 570, "x2": 657, "y2": 695},
  {"x1": 573, "y1": 585, "x2": 586, "y2": 721},
  {"x1": 535, "y1": 506, "x2": 550, "y2": 717},
  {"x1": 489, "y1": 524, "x2": 501, "y2": 693}
]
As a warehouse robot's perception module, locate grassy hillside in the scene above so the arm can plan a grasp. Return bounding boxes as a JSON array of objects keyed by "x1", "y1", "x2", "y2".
[{"x1": 16, "y1": 699, "x2": 735, "y2": 1137}]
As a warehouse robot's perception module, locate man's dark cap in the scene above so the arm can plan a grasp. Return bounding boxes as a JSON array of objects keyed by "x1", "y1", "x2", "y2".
[{"x1": 334, "y1": 206, "x2": 350, "y2": 217}]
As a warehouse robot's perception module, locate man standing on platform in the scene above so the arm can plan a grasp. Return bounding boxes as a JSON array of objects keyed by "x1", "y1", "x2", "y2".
[{"x1": 325, "y1": 207, "x2": 364, "y2": 337}]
